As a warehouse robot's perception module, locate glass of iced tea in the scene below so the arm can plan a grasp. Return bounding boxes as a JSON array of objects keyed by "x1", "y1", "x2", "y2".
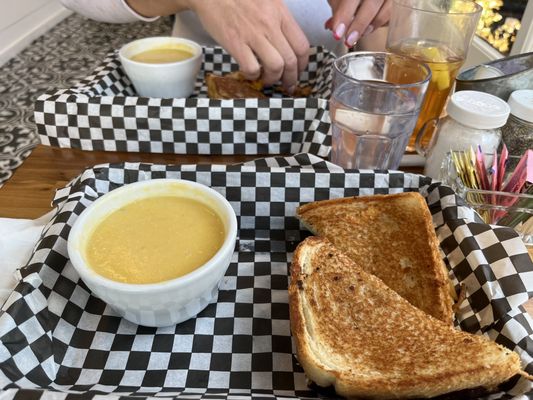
[
  {"x1": 330, "y1": 52, "x2": 431, "y2": 170},
  {"x1": 386, "y1": 0, "x2": 482, "y2": 151}
]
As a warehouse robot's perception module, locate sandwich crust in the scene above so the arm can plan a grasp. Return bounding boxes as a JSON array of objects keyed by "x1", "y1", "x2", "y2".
[
  {"x1": 297, "y1": 192, "x2": 454, "y2": 324},
  {"x1": 289, "y1": 237, "x2": 522, "y2": 399}
]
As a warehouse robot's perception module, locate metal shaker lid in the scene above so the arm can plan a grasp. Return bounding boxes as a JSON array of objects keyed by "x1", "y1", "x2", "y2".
[{"x1": 507, "y1": 90, "x2": 533, "y2": 123}]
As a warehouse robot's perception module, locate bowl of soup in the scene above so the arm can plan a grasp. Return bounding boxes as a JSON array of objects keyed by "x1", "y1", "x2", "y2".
[
  {"x1": 119, "y1": 36, "x2": 202, "y2": 98},
  {"x1": 68, "y1": 179, "x2": 237, "y2": 327}
]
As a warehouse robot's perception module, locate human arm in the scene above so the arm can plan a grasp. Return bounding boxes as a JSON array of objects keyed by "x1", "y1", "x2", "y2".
[
  {"x1": 59, "y1": 0, "x2": 161, "y2": 23},
  {"x1": 62, "y1": 0, "x2": 309, "y2": 90},
  {"x1": 326, "y1": 0, "x2": 392, "y2": 47},
  {"x1": 124, "y1": 0, "x2": 190, "y2": 17}
]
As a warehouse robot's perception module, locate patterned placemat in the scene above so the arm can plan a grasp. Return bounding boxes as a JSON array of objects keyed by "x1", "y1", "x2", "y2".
[
  {"x1": 0, "y1": 154, "x2": 532, "y2": 399},
  {"x1": 0, "y1": 15, "x2": 173, "y2": 187}
]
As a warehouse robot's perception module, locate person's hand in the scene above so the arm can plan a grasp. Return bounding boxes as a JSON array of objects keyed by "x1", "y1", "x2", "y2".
[
  {"x1": 326, "y1": 0, "x2": 392, "y2": 47},
  {"x1": 191, "y1": 0, "x2": 310, "y2": 92}
]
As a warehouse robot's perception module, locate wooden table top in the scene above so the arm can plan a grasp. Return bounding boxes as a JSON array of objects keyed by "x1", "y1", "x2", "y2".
[
  {"x1": 0, "y1": 145, "x2": 260, "y2": 219},
  {"x1": 1, "y1": 144, "x2": 531, "y2": 315}
]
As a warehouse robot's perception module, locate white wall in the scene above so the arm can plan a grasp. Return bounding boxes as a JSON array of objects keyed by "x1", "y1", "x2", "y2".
[{"x1": 0, "y1": 0, "x2": 71, "y2": 66}]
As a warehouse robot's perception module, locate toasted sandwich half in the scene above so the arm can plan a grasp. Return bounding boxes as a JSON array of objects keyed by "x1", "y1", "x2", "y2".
[
  {"x1": 289, "y1": 237, "x2": 523, "y2": 399},
  {"x1": 206, "y1": 72, "x2": 267, "y2": 99},
  {"x1": 206, "y1": 71, "x2": 313, "y2": 99},
  {"x1": 296, "y1": 192, "x2": 454, "y2": 324}
]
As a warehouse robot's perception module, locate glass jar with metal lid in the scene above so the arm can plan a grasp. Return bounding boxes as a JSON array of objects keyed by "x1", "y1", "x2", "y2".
[{"x1": 502, "y1": 90, "x2": 533, "y2": 157}]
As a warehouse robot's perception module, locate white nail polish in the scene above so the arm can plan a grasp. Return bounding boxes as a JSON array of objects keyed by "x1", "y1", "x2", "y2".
[
  {"x1": 334, "y1": 23, "x2": 346, "y2": 40},
  {"x1": 345, "y1": 30, "x2": 360, "y2": 47}
]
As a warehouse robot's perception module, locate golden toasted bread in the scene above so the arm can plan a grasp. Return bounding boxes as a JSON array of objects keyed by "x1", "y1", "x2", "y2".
[
  {"x1": 289, "y1": 237, "x2": 523, "y2": 399},
  {"x1": 296, "y1": 192, "x2": 455, "y2": 324},
  {"x1": 206, "y1": 72, "x2": 266, "y2": 99},
  {"x1": 226, "y1": 71, "x2": 264, "y2": 91},
  {"x1": 206, "y1": 71, "x2": 312, "y2": 99}
]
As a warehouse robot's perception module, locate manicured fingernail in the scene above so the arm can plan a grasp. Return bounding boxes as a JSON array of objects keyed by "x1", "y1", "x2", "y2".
[
  {"x1": 363, "y1": 24, "x2": 374, "y2": 36},
  {"x1": 324, "y1": 17, "x2": 332, "y2": 30},
  {"x1": 333, "y1": 23, "x2": 346, "y2": 40},
  {"x1": 345, "y1": 30, "x2": 360, "y2": 47}
]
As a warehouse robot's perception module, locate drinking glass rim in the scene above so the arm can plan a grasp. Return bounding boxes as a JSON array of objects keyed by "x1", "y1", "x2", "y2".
[
  {"x1": 462, "y1": 187, "x2": 533, "y2": 199},
  {"x1": 392, "y1": 0, "x2": 483, "y2": 16},
  {"x1": 333, "y1": 51, "x2": 432, "y2": 89}
]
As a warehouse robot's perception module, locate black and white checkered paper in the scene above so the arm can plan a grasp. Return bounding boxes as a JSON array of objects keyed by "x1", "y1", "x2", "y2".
[
  {"x1": 34, "y1": 47, "x2": 333, "y2": 156},
  {"x1": 1, "y1": 155, "x2": 532, "y2": 399}
]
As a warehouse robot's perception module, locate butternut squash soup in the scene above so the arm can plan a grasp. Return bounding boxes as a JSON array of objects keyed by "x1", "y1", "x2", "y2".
[
  {"x1": 85, "y1": 196, "x2": 225, "y2": 284},
  {"x1": 130, "y1": 47, "x2": 194, "y2": 64}
]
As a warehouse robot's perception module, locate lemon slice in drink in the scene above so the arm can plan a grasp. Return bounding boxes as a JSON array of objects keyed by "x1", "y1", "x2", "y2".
[
  {"x1": 419, "y1": 46, "x2": 450, "y2": 91},
  {"x1": 420, "y1": 46, "x2": 442, "y2": 62}
]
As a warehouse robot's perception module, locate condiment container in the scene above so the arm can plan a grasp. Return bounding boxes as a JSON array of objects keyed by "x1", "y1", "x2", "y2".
[
  {"x1": 119, "y1": 37, "x2": 202, "y2": 98},
  {"x1": 417, "y1": 90, "x2": 510, "y2": 179},
  {"x1": 68, "y1": 179, "x2": 238, "y2": 327},
  {"x1": 502, "y1": 89, "x2": 533, "y2": 157},
  {"x1": 455, "y1": 52, "x2": 533, "y2": 101}
]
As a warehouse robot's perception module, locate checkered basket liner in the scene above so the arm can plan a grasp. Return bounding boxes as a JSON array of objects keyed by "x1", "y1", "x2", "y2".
[
  {"x1": 34, "y1": 47, "x2": 333, "y2": 156},
  {"x1": 1, "y1": 154, "x2": 532, "y2": 399}
]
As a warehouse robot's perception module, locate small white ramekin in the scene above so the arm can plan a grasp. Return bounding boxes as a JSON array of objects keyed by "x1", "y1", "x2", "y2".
[
  {"x1": 67, "y1": 179, "x2": 237, "y2": 327},
  {"x1": 119, "y1": 36, "x2": 202, "y2": 98}
]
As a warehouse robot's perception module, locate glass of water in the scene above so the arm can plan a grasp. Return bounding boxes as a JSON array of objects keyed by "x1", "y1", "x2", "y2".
[{"x1": 330, "y1": 52, "x2": 431, "y2": 170}]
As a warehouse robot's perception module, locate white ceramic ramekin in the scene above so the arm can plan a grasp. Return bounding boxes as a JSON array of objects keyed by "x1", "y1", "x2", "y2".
[
  {"x1": 67, "y1": 179, "x2": 237, "y2": 327},
  {"x1": 119, "y1": 36, "x2": 202, "y2": 98}
]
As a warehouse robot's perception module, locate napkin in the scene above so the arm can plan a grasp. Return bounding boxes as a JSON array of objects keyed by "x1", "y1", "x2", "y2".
[{"x1": 0, "y1": 211, "x2": 54, "y2": 305}]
